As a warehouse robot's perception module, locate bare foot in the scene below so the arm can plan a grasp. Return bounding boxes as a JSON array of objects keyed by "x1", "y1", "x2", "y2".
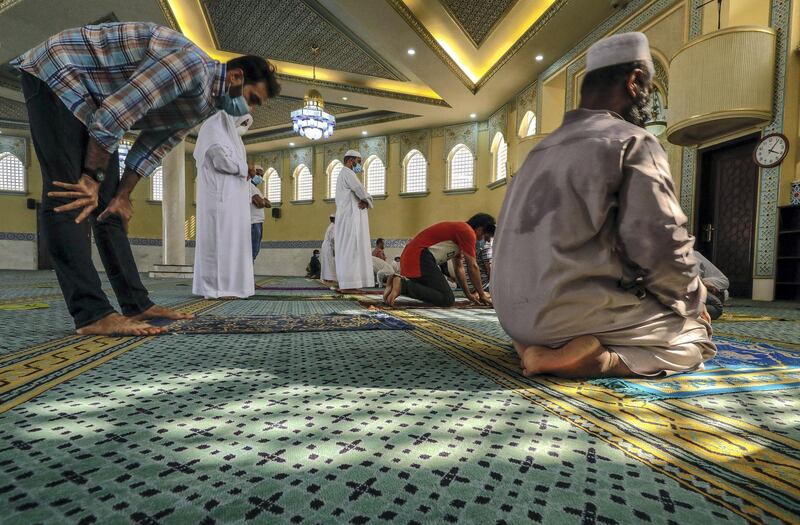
[
  {"x1": 514, "y1": 336, "x2": 633, "y2": 378},
  {"x1": 382, "y1": 275, "x2": 395, "y2": 303},
  {"x1": 128, "y1": 304, "x2": 195, "y2": 321},
  {"x1": 514, "y1": 340, "x2": 555, "y2": 377},
  {"x1": 385, "y1": 275, "x2": 403, "y2": 306},
  {"x1": 77, "y1": 313, "x2": 166, "y2": 336}
]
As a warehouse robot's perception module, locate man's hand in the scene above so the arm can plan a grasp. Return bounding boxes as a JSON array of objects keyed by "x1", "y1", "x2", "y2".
[
  {"x1": 357, "y1": 200, "x2": 368, "y2": 210},
  {"x1": 700, "y1": 307, "x2": 711, "y2": 325},
  {"x1": 98, "y1": 195, "x2": 134, "y2": 233},
  {"x1": 48, "y1": 174, "x2": 100, "y2": 224}
]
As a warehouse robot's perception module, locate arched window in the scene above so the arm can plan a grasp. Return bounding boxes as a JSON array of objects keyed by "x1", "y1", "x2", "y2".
[
  {"x1": 150, "y1": 166, "x2": 163, "y2": 201},
  {"x1": 266, "y1": 168, "x2": 281, "y2": 203},
  {"x1": 644, "y1": 87, "x2": 668, "y2": 137},
  {"x1": 294, "y1": 164, "x2": 313, "y2": 201},
  {"x1": 447, "y1": 144, "x2": 474, "y2": 190},
  {"x1": 326, "y1": 160, "x2": 343, "y2": 199},
  {"x1": 117, "y1": 139, "x2": 133, "y2": 178},
  {"x1": 491, "y1": 132, "x2": 508, "y2": 182},
  {"x1": 364, "y1": 156, "x2": 386, "y2": 196},
  {"x1": 403, "y1": 150, "x2": 427, "y2": 193},
  {"x1": 518, "y1": 110, "x2": 537, "y2": 138},
  {"x1": 0, "y1": 152, "x2": 26, "y2": 193}
]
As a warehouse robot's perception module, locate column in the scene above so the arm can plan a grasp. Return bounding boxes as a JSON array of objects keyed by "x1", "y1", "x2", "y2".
[{"x1": 161, "y1": 141, "x2": 186, "y2": 265}]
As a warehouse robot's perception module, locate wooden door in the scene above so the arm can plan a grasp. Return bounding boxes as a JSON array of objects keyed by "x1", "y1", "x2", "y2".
[{"x1": 695, "y1": 136, "x2": 759, "y2": 297}]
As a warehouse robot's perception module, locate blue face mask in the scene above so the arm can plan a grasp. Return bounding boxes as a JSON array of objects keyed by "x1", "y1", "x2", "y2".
[
  {"x1": 353, "y1": 163, "x2": 363, "y2": 174},
  {"x1": 219, "y1": 90, "x2": 250, "y2": 117},
  {"x1": 251, "y1": 175, "x2": 264, "y2": 186}
]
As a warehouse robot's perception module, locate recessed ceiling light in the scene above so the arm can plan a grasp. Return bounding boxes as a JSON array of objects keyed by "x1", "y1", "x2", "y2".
[
  {"x1": 289, "y1": 142, "x2": 295, "y2": 146},
  {"x1": 535, "y1": 54, "x2": 544, "y2": 61},
  {"x1": 407, "y1": 48, "x2": 416, "y2": 55},
  {"x1": 342, "y1": 96, "x2": 348, "y2": 100},
  {"x1": 469, "y1": 113, "x2": 477, "y2": 119},
  {"x1": 361, "y1": 131, "x2": 368, "y2": 135}
]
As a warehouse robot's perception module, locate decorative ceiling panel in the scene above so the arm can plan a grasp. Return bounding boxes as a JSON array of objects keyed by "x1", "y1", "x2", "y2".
[
  {"x1": 249, "y1": 95, "x2": 363, "y2": 130},
  {"x1": 0, "y1": 96, "x2": 27, "y2": 123},
  {"x1": 0, "y1": 61, "x2": 21, "y2": 90},
  {"x1": 202, "y1": 0, "x2": 406, "y2": 81},
  {"x1": 243, "y1": 111, "x2": 417, "y2": 144},
  {"x1": 439, "y1": 0, "x2": 519, "y2": 47}
]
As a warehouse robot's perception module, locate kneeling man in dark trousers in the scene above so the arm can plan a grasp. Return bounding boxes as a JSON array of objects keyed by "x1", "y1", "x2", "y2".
[{"x1": 384, "y1": 214, "x2": 494, "y2": 307}]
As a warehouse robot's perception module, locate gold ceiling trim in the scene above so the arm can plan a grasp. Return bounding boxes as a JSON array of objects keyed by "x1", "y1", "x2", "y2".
[
  {"x1": 276, "y1": 73, "x2": 450, "y2": 108},
  {"x1": 0, "y1": 0, "x2": 24, "y2": 14},
  {"x1": 157, "y1": 0, "x2": 443, "y2": 103},
  {"x1": 242, "y1": 112, "x2": 418, "y2": 144},
  {"x1": 386, "y1": 0, "x2": 475, "y2": 91},
  {"x1": 387, "y1": 0, "x2": 569, "y2": 93},
  {"x1": 156, "y1": 0, "x2": 179, "y2": 30},
  {"x1": 475, "y1": 0, "x2": 569, "y2": 91},
  {"x1": 439, "y1": 0, "x2": 521, "y2": 48}
]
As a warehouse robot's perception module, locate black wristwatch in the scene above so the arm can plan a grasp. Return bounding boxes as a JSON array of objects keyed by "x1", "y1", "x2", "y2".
[{"x1": 85, "y1": 167, "x2": 106, "y2": 183}]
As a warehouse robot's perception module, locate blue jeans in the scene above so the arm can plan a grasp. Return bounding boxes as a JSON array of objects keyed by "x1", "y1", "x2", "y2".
[{"x1": 251, "y1": 223, "x2": 263, "y2": 261}]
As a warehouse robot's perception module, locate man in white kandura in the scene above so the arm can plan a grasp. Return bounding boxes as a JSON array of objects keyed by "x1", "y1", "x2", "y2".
[
  {"x1": 320, "y1": 214, "x2": 336, "y2": 283},
  {"x1": 249, "y1": 164, "x2": 271, "y2": 263},
  {"x1": 192, "y1": 113, "x2": 255, "y2": 299},
  {"x1": 334, "y1": 150, "x2": 374, "y2": 292},
  {"x1": 492, "y1": 33, "x2": 715, "y2": 379}
]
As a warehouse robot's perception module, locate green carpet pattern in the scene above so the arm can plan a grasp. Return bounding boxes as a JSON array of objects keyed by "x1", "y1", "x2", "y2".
[{"x1": 0, "y1": 272, "x2": 798, "y2": 524}]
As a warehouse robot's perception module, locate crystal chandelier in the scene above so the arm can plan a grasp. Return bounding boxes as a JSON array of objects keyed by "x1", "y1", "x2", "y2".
[{"x1": 291, "y1": 46, "x2": 335, "y2": 141}]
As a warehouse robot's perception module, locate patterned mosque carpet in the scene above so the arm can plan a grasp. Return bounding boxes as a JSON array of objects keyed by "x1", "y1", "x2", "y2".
[{"x1": 0, "y1": 271, "x2": 798, "y2": 524}]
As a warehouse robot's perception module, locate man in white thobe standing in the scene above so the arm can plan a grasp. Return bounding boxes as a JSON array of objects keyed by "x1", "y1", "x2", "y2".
[
  {"x1": 334, "y1": 150, "x2": 374, "y2": 291},
  {"x1": 249, "y1": 164, "x2": 270, "y2": 264},
  {"x1": 320, "y1": 214, "x2": 336, "y2": 283},
  {"x1": 492, "y1": 33, "x2": 715, "y2": 379},
  {"x1": 192, "y1": 112, "x2": 255, "y2": 299}
]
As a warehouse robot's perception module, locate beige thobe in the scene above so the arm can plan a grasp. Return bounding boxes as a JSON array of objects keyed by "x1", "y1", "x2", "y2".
[{"x1": 492, "y1": 109, "x2": 715, "y2": 376}]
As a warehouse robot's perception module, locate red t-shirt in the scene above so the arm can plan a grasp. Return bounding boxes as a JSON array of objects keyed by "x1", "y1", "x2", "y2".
[{"x1": 401, "y1": 222, "x2": 477, "y2": 278}]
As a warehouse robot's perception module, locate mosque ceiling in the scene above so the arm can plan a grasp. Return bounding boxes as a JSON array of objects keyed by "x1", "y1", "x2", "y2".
[
  {"x1": 0, "y1": 0, "x2": 618, "y2": 151},
  {"x1": 0, "y1": 96, "x2": 27, "y2": 124},
  {"x1": 249, "y1": 95, "x2": 363, "y2": 130},
  {"x1": 201, "y1": 0, "x2": 407, "y2": 81},
  {"x1": 439, "y1": 0, "x2": 520, "y2": 47}
]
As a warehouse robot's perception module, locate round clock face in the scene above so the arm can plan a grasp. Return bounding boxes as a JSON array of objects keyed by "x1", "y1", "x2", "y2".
[{"x1": 753, "y1": 133, "x2": 788, "y2": 168}]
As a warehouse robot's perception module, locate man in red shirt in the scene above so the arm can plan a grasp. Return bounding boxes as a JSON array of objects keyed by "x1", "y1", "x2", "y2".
[{"x1": 384, "y1": 214, "x2": 495, "y2": 307}]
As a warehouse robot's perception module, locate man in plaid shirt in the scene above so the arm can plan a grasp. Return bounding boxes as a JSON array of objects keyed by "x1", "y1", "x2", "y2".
[{"x1": 14, "y1": 22, "x2": 280, "y2": 335}]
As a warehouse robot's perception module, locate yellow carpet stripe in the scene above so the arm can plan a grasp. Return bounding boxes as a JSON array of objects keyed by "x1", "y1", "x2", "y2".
[
  {"x1": 0, "y1": 336, "x2": 153, "y2": 415},
  {"x1": 416, "y1": 313, "x2": 800, "y2": 450},
  {"x1": 399, "y1": 311, "x2": 798, "y2": 524},
  {"x1": 0, "y1": 335, "x2": 80, "y2": 364},
  {"x1": 407, "y1": 326, "x2": 770, "y2": 524},
  {"x1": 665, "y1": 398, "x2": 800, "y2": 450}
]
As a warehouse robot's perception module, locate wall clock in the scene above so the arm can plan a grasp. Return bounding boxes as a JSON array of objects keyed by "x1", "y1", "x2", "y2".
[{"x1": 753, "y1": 132, "x2": 789, "y2": 168}]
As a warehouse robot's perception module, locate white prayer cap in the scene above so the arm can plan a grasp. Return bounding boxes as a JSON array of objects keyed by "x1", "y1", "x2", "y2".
[
  {"x1": 329, "y1": 213, "x2": 335, "y2": 218},
  {"x1": 254, "y1": 164, "x2": 264, "y2": 172},
  {"x1": 344, "y1": 149, "x2": 362, "y2": 159},
  {"x1": 586, "y1": 32, "x2": 654, "y2": 77}
]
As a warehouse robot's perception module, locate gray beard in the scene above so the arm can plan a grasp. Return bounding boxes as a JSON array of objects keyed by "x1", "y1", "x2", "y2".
[{"x1": 623, "y1": 91, "x2": 652, "y2": 128}]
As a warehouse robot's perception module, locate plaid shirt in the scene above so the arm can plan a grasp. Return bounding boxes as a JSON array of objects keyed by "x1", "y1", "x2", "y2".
[{"x1": 12, "y1": 22, "x2": 226, "y2": 177}]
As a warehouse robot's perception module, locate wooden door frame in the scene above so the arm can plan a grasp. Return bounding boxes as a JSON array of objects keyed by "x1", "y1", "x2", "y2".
[{"x1": 694, "y1": 133, "x2": 760, "y2": 296}]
